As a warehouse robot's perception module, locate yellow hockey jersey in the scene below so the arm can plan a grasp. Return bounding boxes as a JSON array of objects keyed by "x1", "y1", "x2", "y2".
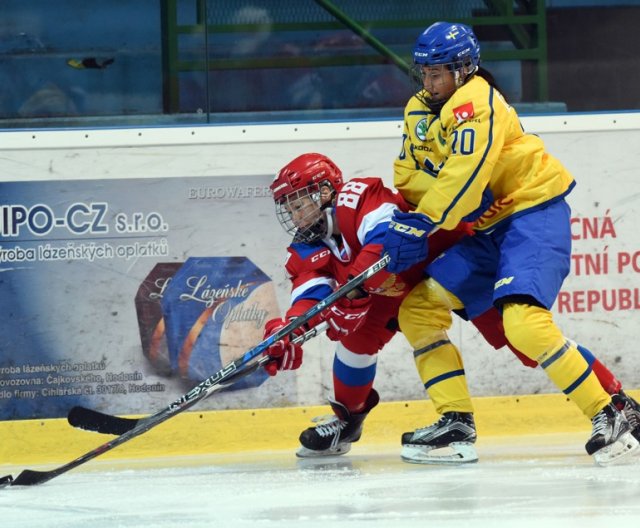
[{"x1": 393, "y1": 75, "x2": 575, "y2": 231}]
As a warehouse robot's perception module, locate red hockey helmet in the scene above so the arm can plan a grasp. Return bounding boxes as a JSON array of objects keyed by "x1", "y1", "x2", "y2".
[
  {"x1": 271, "y1": 153, "x2": 343, "y2": 203},
  {"x1": 270, "y1": 153, "x2": 343, "y2": 243}
]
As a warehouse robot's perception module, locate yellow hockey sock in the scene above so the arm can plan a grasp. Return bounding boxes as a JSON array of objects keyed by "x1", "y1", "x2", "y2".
[
  {"x1": 400, "y1": 279, "x2": 473, "y2": 414},
  {"x1": 503, "y1": 303, "x2": 609, "y2": 418},
  {"x1": 413, "y1": 338, "x2": 474, "y2": 414}
]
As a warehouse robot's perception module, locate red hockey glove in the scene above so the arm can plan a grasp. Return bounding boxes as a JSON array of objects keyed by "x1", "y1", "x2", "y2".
[
  {"x1": 321, "y1": 296, "x2": 371, "y2": 341},
  {"x1": 262, "y1": 318, "x2": 304, "y2": 376}
]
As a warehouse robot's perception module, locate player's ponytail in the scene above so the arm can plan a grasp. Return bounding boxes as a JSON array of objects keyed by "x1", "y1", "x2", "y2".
[{"x1": 475, "y1": 67, "x2": 508, "y2": 103}]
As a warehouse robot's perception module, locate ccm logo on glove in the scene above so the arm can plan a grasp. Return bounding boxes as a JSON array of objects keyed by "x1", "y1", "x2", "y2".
[
  {"x1": 382, "y1": 210, "x2": 434, "y2": 273},
  {"x1": 322, "y1": 296, "x2": 371, "y2": 341},
  {"x1": 388, "y1": 220, "x2": 428, "y2": 238}
]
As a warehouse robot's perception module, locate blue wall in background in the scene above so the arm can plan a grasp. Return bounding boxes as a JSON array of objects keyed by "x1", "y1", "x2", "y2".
[
  {"x1": 1, "y1": 0, "x2": 639, "y2": 127},
  {"x1": 0, "y1": 0, "x2": 162, "y2": 119}
]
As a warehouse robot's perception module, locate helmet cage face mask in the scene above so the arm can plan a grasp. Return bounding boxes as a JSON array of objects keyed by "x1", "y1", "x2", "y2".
[
  {"x1": 411, "y1": 22, "x2": 480, "y2": 111},
  {"x1": 274, "y1": 183, "x2": 328, "y2": 243},
  {"x1": 410, "y1": 59, "x2": 477, "y2": 110}
]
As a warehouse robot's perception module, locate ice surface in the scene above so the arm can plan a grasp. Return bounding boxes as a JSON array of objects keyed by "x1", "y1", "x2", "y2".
[{"x1": 1, "y1": 433, "x2": 639, "y2": 528}]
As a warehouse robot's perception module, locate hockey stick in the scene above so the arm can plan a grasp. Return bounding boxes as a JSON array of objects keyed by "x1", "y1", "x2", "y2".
[
  {"x1": 0, "y1": 254, "x2": 389, "y2": 488},
  {"x1": 68, "y1": 321, "x2": 329, "y2": 436}
]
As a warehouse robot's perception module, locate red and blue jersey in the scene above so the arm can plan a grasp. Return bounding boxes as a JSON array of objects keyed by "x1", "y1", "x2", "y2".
[
  {"x1": 283, "y1": 177, "x2": 416, "y2": 318},
  {"x1": 279, "y1": 177, "x2": 474, "y2": 413}
]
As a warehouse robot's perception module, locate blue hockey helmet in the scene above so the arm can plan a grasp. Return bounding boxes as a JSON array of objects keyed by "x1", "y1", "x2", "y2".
[
  {"x1": 411, "y1": 22, "x2": 480, "y2": 110},
  {"x1": 413, "y1": 22, "x2": 480, "y2": 69}
]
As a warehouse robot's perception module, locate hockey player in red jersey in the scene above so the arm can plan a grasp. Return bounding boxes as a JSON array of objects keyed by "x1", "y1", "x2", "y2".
[
  {"x1": 264, "y1": 152, "x2": 474, "y2": 458},
  {"x1": 263, "y1": 152, "x2": 639, "y2": 462}
]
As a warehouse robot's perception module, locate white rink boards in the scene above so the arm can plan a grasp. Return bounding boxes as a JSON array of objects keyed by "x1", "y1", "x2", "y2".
[{"x1": 1, "y1": 112, "x2": 639, "y2": 408}]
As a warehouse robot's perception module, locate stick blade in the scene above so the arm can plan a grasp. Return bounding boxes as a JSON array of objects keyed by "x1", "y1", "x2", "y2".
[
  {"x1": 0, "y1": 474, "x2": 14, "y2": 488},
  {"x1": 8, "y1": 469, "x2": 54, "y2": 487}
]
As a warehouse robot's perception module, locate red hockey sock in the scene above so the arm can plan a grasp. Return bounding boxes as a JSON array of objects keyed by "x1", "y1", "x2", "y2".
[
  {"x1": 591, "y1": 359, "x2": 622, "y2": 395},
  {"x1": 333, "y1": 377, "x2": 374, "y2": 414}
]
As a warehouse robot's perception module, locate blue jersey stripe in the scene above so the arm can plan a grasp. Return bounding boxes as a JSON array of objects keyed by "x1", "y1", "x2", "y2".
[
  {"x1": 436, "y1": 86, "x2": 495, "y2": 227},
  {"x1": 290, "y1": 242, "x2": 325, "y2": 259},
  {"x1": 292, "y1": 283, "x2": 333, "y2": 305},
  {"x1": 333, "y1": 355, "x2": 377, "y2": 387}
]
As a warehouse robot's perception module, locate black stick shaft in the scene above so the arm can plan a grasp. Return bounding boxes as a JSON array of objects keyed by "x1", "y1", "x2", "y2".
[
  {"x1": 1, "y1": 256, "x2": 388, "y2": 487},
  {"x1": 68, "y1": 323, "x2": 328, "y2": 435}
]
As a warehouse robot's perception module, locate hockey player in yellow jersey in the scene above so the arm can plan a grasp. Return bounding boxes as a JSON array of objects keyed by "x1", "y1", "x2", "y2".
[{"x1": 382, "y1": 21, "x2": 639, "y2": 466}]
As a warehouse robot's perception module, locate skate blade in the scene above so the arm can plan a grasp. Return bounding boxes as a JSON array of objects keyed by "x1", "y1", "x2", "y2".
[
  {"x1": 295, "y1": 443, "x2": 351, "y2": 458},
  {"x1": 401, "y1": 442, "x2": 478, "y2": 465},
  {"x1": 593, "y1": 431, "x2": 640, "y2": 466}
]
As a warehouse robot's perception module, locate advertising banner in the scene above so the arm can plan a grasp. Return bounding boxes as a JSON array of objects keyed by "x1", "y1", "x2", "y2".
[
  {"x1": 0, "y1": 175, "x2": 295, "y2": 420},
  {"x1": 1, "y1": 122, "x2": 639, "y2": 418}
]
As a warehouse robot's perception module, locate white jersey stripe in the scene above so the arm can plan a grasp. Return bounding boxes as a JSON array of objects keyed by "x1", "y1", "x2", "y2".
[
  {"x1": 356, "y1": 202, "x2": 397, "y2": 245},
  {"x1": 290, "y1": 276, "x2": 335, "y2": 304},
  {"x1": 335, "y1": 342, "x2": 378, "y2": 368}
]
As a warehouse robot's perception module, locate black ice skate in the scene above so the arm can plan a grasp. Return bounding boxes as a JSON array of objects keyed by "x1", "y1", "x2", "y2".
[
  {"x1": 612, "y1": 391, "x2": 640, "y2": 442},
  {"x1": 401, "y1": 411, "x2": 478, "y2": 465},
  {"x1": 585, "y1": 402, "x2": 640, "y2": 466},
  {"x1": 296, "y1": 389, "x2": 379, "y2": 458}
]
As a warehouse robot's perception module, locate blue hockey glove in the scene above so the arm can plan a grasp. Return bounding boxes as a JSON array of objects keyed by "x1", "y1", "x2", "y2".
[
  {"x1": 382, "y1": 211, "x2": 434, "y2": 273},
  {"x1": 462, "y1": 187, "x2": 494, "y2": 222}
]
